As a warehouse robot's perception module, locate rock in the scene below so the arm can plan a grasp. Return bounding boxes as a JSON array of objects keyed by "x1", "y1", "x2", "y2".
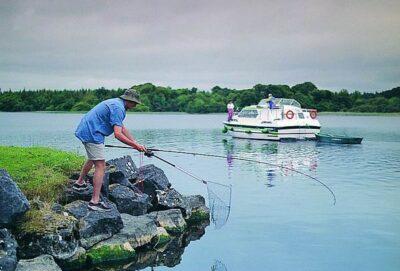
[
  {"x1": 183, "y1": 195, "x2": 210, "y2": 222},
  {"x1": 15, "y1": 208, "x2": 79, "y2": 260},
  {"x1": 30, "y1": 198, "x2": 45, "y2": 210},
  {"x1": 155, "y1": 190, "x2": 210, "y2": 222},
  {"x1": 60, "y1": 180, "x2": 94, "y2": 205},
  {"x1": 51, "y1": 203, "x2": 63, "y2": 214},
  {"x1": 86, "y1": 238, "x2": 136, "y2": 265},
  {"x1": 0, "y1": 228, "x2": 18, "y2": 271},
  {"x1": 0, "y1": 170, "x2": 30, "y2": 228},
  {"x1": 107, "y1": 155, "x2": 138, "y2": 183},
  {"x1": 56, "y1": 246, "x2": 87, "y2": 271},
  {"x1": 109, "y1": 184, "x2": 151, "y2": 216},
  {"x1": 137, "y1": 165, "x2": 171, "y2": 199},
  {"x1": 146, "y1": 210, "x2": 187, "y2": 234},
  {"x1": 185, "y1": 219, "x2": 209, "y2": 242},
  {"x1": 63, "y1": 200, "x2": 123, "y2": 249},
  {"x1": 155, "y1": 188, "x2": 191, "y2": 218},
  {"x1": 117, "y1": 214, "x2": 158, "y2": 249},
  {"x1": 154, "y1": 227, "x2": 171, "y2": 248},
  {"x1": 15, "y1": 254, "x2": 62, "y2": 271}
]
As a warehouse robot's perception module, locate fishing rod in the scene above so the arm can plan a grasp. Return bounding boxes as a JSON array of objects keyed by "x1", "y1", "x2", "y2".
[{"x1": 105, "y1": 144, "x2": 336, "y2": 205}]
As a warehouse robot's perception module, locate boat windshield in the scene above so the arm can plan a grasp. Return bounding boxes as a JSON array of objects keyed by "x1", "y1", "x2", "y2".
[
  {"x1": 258, "y1": 98, "x2": 301, "y2": 108},
  {"x1": 274, "y1": 98, "x2": 301, "y2": 108},
  {"x1": 238, "y1": 109, "x2": 258, "y2": 118}
]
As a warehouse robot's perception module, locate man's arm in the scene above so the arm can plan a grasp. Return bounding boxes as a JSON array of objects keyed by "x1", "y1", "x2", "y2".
[{"x1": 113, "y1": 125, "x2": 146, "y2": 152}]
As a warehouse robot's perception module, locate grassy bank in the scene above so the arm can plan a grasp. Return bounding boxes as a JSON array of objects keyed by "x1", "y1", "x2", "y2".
[{"x1": 0, "y1": 146, "x2": 85, "y2": 201}]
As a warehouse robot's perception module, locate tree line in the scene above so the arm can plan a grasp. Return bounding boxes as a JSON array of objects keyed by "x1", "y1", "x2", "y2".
[{"x1": 0, "y1": 82, "x2": 399, "y2": 113}]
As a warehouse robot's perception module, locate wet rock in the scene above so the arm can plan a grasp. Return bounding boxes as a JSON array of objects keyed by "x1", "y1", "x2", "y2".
[
  {"x1": 155, "y1": 190, "x2": 210, "y2": 222},
  {"x1": 56, "y1": 246, "x2": 87, "y2": 271},
  {"x1": 80, "y1": 212, "x2": 159, "y2": 267},
  {"x1": 137, "y1": 165, "x2": 171, "y2": 199},
  {"x1": 107, "y1": 155, "x2": 138, "y2": 183},
  {"x1": 0, "y1": 228, "x2": 18, "y2": 271},
  {"x1": 185, "y1": 220, "x2": 209, "y2": 242},
  {"x1": 155, "y1": 188, "x2": 191, "y2": 218},
  {"x1": 15, "y1": 208, "x2": 79, "y2": 260},
  {"x1": 0, "y1": 170, "x2": 30, "y2": 228},
  {"x1": 86, "y1": 237, "x2": 136, "y2": 265},
  {"x1": 146, "y1": 210, "x2": 187, "y2": 234},
  {"x1": 183, "y1": 195, "x2": 210, "y2": 222},
  {"x1": 116, "y1": 214, "x2": 158, "y2": 249},
  {"x1": 109, "y1": 184, "x2": 151, "y2": 216},
  {"x1": 63, "y1": 200, "x2": 123, "y2": 249},
  {"x1": 60, "y1": 180, "x2": 94, "y2": 205},
  {"x1": 154, "y1": 227, "x2": 171, "y2": 248},
  {"x1": 15, "y1": 254, "x2": 62, "y2": 271}
]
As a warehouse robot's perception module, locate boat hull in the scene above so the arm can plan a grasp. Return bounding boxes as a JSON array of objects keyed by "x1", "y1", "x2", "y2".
[
  {"x1": 315, "y1": 133, "x2": 363, "y2": 144},
  {"x1": 224, "y1": 124, "x2": 320, "y2": 141}
]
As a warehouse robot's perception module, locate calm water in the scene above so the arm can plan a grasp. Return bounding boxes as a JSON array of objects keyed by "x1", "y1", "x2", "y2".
[{"x1": 1, "y1": 112, "x2": 400, "y2": 271}]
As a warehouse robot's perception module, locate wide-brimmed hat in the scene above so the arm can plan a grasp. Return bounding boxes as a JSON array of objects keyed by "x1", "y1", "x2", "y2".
[{"x1": 120, "y1": 88, "x2": 141, "y2": 104}]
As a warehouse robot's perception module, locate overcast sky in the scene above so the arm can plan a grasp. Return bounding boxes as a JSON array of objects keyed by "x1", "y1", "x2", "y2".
[{"x1": 1, "y1": 0, "x2": 399, "y2": 92}]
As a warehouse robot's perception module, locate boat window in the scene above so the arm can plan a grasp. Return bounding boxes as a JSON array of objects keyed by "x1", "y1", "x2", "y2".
[
  {"x1": 238, "y1": 110, "x2": 259, "y2": 118},
  {"x1": 298, "y1": 113, "x2": 304, "y2": 119}
]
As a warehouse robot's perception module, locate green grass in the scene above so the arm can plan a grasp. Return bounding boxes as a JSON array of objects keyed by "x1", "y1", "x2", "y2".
[{"x1": 0, "y1": 146, "x2": 85, "y2": 201}]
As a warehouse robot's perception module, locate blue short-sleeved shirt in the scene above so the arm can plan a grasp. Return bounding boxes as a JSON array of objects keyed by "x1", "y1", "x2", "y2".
[{"x1": 75, "y1": 98, "x2": 126, "y2": 144}]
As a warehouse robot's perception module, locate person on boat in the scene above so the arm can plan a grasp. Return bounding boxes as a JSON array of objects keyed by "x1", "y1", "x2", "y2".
[
  {"x1": 73, "y1": 88, "x2": 151, "y2": 212},
  {"x1": 227, "y1": 101, "x2": 235, "y2": 121},
  {"x1": 265, "y1": 93, "x2": 275, "y2": 109}
]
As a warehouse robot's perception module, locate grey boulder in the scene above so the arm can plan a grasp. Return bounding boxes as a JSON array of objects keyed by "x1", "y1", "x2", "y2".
[
  {"x1": 109, "y1": 184, "x2": 151, "y2": 216},
  {"x1": 15, "y1": 210, "x2": 79, "y2": 260},
  {"x1": 137, "y1": 164, "x2": 171, "y2": 199},
  {"x1": 64, "y1": 200, "x2": 123, "y2": 249},
  {"x1": 0, "y1": 170, "x2": 30, "y2": 228},
  {"x1": 0, "y1": 228, "x2": 18, "y2": 271},
  {"x1": 15, "y1": 254, "x2": 62, "y2": 271}
]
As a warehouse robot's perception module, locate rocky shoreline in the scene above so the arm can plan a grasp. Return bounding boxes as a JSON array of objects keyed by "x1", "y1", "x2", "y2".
[{"x1": 0, "y1": 155, "x2": 210, "y2": 271}]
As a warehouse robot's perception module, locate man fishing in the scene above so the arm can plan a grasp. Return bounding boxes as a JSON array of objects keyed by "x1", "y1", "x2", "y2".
[{"x1": 73, "y1": 88, "x2": 150, "y2": 211}]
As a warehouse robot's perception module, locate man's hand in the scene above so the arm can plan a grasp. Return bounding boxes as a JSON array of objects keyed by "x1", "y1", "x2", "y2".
[{"x1": 136, "y1": 144, "x2": 147, "y2": 152}]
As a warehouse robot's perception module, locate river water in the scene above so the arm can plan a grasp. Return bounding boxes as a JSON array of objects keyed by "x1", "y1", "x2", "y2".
[{"x1": 0, "y1": 112, "x2": 399, "y2": 271}]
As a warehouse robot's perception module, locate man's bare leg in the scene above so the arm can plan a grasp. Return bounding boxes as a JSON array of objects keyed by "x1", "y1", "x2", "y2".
[
  {"x1": 76, "y1": 160, "x2": 94, "y2": 185},
  {"x1": 90, "y1": 160, "x2": 106, "y2": 204}
]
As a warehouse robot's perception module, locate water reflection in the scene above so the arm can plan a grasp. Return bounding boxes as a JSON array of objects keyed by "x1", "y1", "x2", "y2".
[
  {"x1": 222, "y1": 139, "x2": 319, "y2": 186},
  {"x1": 92, "y1": 220, "x2": 209, "y2": 271}
]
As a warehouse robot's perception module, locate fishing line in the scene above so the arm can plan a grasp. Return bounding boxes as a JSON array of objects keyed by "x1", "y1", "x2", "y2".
[
  {"x1": 104, "y1": 144, "x2": 232, "y2": 228},
  {"x1": 105, "y1": 144, "x2": 336, "y2": 205}
]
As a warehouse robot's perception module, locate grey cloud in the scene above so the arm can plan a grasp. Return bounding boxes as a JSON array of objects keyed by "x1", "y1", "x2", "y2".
[{"x1": 0, "y1": 0, "x2": 399, "y2": 92}]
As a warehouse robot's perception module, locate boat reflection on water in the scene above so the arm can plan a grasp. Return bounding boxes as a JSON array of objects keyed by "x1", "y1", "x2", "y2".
[
  {"x1": 222, "y1": 139, "x2": 319, "y2": 187},
  {"x1": 92, "y1": 220, "x2": 209, "y2": 271}
]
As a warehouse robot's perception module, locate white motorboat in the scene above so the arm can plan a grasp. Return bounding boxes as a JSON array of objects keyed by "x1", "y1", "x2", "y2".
[{"x1": 222, "y1": 98, "x2": 321, "y2": 141}]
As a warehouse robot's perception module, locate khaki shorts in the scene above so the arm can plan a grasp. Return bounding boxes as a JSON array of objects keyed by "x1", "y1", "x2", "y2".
[{"x1": 83, "y1": 143, "x2": 105, "y2": 160}]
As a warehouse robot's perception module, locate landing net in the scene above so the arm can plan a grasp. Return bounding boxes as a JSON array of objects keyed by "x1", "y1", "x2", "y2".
[
  {"x1": 206, "y1": 181, "x2": 232, "y2": 230},
  {"x1": 211, "y1": 259, "x2": 228, "y2": 271}
]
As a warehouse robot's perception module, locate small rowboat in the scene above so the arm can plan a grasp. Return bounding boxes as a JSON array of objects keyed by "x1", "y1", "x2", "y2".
[{"x1": 315, "y1": 133, "x2": 363, "y2": 144}]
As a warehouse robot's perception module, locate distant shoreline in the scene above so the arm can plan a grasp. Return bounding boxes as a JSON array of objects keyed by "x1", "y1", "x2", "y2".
[{"x1": 1, "y1": 111, "x2": 400, "y2": 116}]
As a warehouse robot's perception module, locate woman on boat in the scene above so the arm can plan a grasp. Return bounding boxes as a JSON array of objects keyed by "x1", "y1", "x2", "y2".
[{"x1": 227, "y1": 101, "x2": 235, "y2": 121}]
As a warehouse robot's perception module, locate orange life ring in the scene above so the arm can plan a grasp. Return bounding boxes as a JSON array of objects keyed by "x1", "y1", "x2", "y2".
[
  {"x1": 285, "y1": 110, "x2": 294, "y2": 119},
  {"x1": 310, "y1": 110, "x2": 318, "y2": 119}
]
